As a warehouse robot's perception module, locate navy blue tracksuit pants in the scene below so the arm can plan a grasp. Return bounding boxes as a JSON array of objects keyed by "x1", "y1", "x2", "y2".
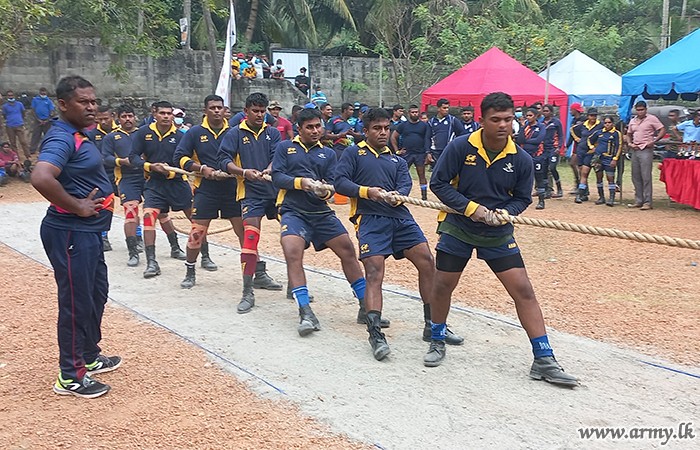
[{"x1": 41, "y1": 222, "x2": 108, "y2": 380}]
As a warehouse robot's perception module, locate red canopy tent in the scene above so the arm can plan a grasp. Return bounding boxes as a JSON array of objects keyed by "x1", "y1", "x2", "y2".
[{"x1": 421, "y1": 47, "x2": 569, "y2": 126}]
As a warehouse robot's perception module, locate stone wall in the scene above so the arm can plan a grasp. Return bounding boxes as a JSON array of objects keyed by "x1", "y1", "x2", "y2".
[{"x1": 0, "y1": 40, "x2": 420, "y2": 121}]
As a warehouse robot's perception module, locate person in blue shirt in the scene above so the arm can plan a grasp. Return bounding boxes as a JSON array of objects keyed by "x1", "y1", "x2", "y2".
[
  {"x1": 335, "y1": 108, "x2": 463, "y2": 361},
  {"x1": 517, "y1": 108, "x2": 548, "y2": 209},
  {"x1": 2, "y1": 90, "x2": 31, "y2": 161},
  {"x1": 174, "y1": 94, "x2": 245, "y2": 289},
  {"x1": 130, "y1": 101, "x2": 192, "y2": 278},
  {"x1": 588, "y1": 116, "x2": 623, "y2": 206},
  {"x1": 425, "y1": 92, "x2": 578, "y2": 386},
  {"x1": 460, "y1": 106, "x2": 481, "y2": 135},
  {"x1": 311, "y1": 86, "x2": 327, "y2": 105},
  {"x1": 271, "y1": 108, "x2": 367, "y2": 336},
  {"x1": 428, "y1": 98, "x2": 463, "y2": 170},
  {"x1": 30, "y1": 87, "x2": 55, "y2": 154},
  {"x1": 218, "y1": 92, "x2": 284, "y2": 314},
  {"x1": 31, "y1": 75, "x2": 122, "y2": 398},
  {"x1": 101, "y1": 104, "x2": 145, "y2": 266},
  {"x1": 327, "y1": 103, "x2": 363, "y2": 160},
  {"x1": 677, "y1": 110, "x2": 700, "y2": 143},
  {"x1": 541, "y1": 104, "x2": 564, "y2": 198},
  {"x1": 390, "y1": 105, "x2": 431, "y2": 200}
]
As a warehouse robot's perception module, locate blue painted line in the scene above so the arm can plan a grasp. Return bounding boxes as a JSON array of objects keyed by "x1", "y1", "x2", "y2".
[{"x1": 636, "y1": 360, "x2": 700, "y2": 379}]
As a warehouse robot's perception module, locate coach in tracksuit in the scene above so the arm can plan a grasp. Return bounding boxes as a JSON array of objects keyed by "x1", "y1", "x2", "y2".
[
  {"x1": 516, "y1": 108, "x2": 548, "y2": 210},
  {"x1": 425, "y1": 92, "x2": 578, "y2": 387},
  {"x1": 218, "y1": 92, "x2": 284, "y2": 315},
  {"x1": 32, "y1": 76, "x2": 121, "y2": 399},
  {"x1": 335, "y1": 108, "x2": 463, "y2": 362},
  {"x1": 130, "y1": 101, "x2": 191, "y2": 278},
  {"x1": 174, "y1": 94, "x2": 243, "y2": 289}
]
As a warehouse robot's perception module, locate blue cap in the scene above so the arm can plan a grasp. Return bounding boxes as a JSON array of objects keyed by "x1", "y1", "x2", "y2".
[
  {"x1": 304, "y1": 102, "x2": 317, "y2": 109},
  {"x1": 360, "y1": 106, "x2": 369, "y2": 113}
]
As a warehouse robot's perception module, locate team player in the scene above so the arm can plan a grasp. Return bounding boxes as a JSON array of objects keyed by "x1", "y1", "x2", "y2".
[
  {"x1": 101, "y1": 104, "x2": 145, "y2": 266},
  {"x1": 587, "y1": 116, "x2": 622, "y2": 206},
  {"x1": 516, "y1": 108, "x2": 548, "y2": 210},
  {"x1": 335, "y1": 108, "x2": 463, "y2": 361},
  {"x1": 460, "y1": 106, "x2": 481, "y2": 135},
  {"x1": 428, "y1": 98, "x2": 463, "y2": 169},
  {"x1": 542, "y1": 104, "x2": 563, "y2": 198},
  {"x1": 218, "y1": 92, "x2": 284, "y2": 314},
  {"x1": 129, "y1": 101, "x2": 191, "y2": 278},
  {"x1": 390, "y1": 105, "x2": 431, "y2": 200},
  {"x1": 32, "y1": 76, "x2": 121, "y2": 398},
  {"x1": 174, "y1": 95, "x2": 244, "y2": 288},
  {"x1": 571, "y1": 107, "x2": 603, "y2": 204},
  {"x1": 271, "y1": 108, "x2": 369, "y2": 336},
  {"x1": 88, "y1": 105, "x2": 117, "y2": 251},
  {"x1": 425, "y1": 92, "x2": 578, "y2": 386}
]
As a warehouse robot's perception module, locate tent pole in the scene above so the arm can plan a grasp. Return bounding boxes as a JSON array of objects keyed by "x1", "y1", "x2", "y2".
[
  {"x1": 544, "y1": 58, "x2": 551, "y2": 104},
  {"x1": 379, "y1": 55, "x2": 383, "y2": 108}
]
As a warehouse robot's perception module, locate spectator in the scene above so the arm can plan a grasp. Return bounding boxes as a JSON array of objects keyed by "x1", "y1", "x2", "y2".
[
  {"x1": 268, "y1": 101, "x2": 293, "y2": 140},
  {"x1": 231, "y1": 55, "x2": 242, "y2": 80},
  {"x1": 2, "y1": 90, "x2": 30, "y2": 162},
  {"x1": 460, "y1": 106, "x2": 480, "y2": 135},
  {"x1": 30, "y1": 87, "x2": 54, "y2": 155},
  {"x1": 388, "y1": 104, "x2": 405, "y2": 152},
  {"x1": 625, "y1": 101, "x2": 665, "y2": 210},
  {"x1": 289, "y1": 104, "x2": 302, "y2": 135},
  {"x1": 224, "y1": 106, "x2": 232, "y2": 120},
  {"x1": 19, "y1": 93, "x2": 31, "y2": 109},
  {"x1": 354, "y1": 105, "x2": 369, "y2": 140},
  {"x1": 676, "y1": 109, "x2": 700, "y2": 144},
  {"x1": 0, "y1": 141, "x2": 30, "y2": 184},
  {"x1": 260, "y1": 54, "x2": 271, "y2": 78},
  {"x1": 295, "y1": 67, "x2": 310, "y2": 95},
  {"x1": 237, "y1": 53, "x2": 250, "y2": 76},
  {"x1": 242, "y1": 61, "x2": 258, "y2": 79},
  {"x1": 532, "y1": 101, "x2": 544, "y2": 122},
  {"x1": 173, "y1": 108, "x2": 189, "y2": 132},
  {"x1": 420, "y1": 111, "x2": 428, "y2": 123},
  {"x1": 512, "y1": 106, "x2": 523, "y2": 135},
  {"x1": 318, "y1": 103, "x2": 334, "y2": 146},
  {"x1": 249, "y1": 53, "x2": 265, "y2": 78},
  {"x1": 427, "y1": 98, "x2": 463, "y2": 169},
  {"x1": 270, "y1": 59, "x2": 285, "y2": 80},
  {"x1": 662, "y1": 109, "x2": 683, "y2": 158},
  {"x1": 139, "y1": 102, "x2": 158, "y2": 128},
  {"x1": 326, "y1": 102, "x2": 362, "y2": 160},
  {"x1": 311, "y1": 86, "x2": 327, "y2": 105},
  {"x1": 391, "y1": 105, "x2": 431, "y2": 200}
]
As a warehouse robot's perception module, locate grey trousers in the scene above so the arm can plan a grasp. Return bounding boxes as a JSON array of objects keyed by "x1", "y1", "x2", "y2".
[
  {"x1": 631, "y1": 147, "x2": 654, "y2": 206},
  {"x1": 30, "y1": 119, "x2": 52, "y2": 153}
]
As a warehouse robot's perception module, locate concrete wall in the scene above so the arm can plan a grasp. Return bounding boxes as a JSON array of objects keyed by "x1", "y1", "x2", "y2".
[{"x1": 0, "y1": 40, "x2": 418, "y2": 122}]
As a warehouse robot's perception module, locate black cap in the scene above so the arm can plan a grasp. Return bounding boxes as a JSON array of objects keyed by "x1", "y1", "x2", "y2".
[
  {"x1": 587, "y1": 107, "x2": 598, "y2": 115},
  {"x1": 300, "y1": 67, "x2": 307, "y2": 71}
]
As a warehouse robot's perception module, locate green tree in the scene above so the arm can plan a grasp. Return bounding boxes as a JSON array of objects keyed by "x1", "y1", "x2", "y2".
[{"x1": 0, "y1": 0, "x2": 57, "y2": 73}]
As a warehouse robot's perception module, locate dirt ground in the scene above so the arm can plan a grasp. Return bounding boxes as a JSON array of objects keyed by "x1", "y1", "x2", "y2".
[{"x1": 0, "y1": 160, "x2": 698, "y2": 448}]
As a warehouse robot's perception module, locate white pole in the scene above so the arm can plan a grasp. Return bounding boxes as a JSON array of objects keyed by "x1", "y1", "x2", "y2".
[
  {"x1": 379, "y1": 55, "x2": 383, "y2": 108},
  {"x1": 544, "y1": 58, "x2": 551, "y2": 104}
]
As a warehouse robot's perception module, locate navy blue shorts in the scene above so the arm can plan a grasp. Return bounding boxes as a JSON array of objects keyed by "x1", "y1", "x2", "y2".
[
  {"x1": 117, "y1": 175, "x2": 145, "y2": 204},
  {"x1": 435, "y1": 232, "x2": 520, "y2": 261},
  {"x1": 143, "y1": 178, "x2": 193, "y2": 212},
  {"x1": 357, "y1": 215, "x2": 426, "y2": 259},
  {"x1": 532, "y1": 155, "x2": 549, "y2": 175},
  {"x1": 576, "y1": 149, "x2": 594, "y2": 167},
  {"x1": 599, "y1": 155, "x2": 616, "y2": 175},
  {"x1": 401, "y1": 152, "x2": 426, "y2": 168},
  {"x1": 281, "y1": 209, "x2": 347, "y2": 251},
  {"x1": 241, "y1": 198, "x2": 278, "y2": 220},
  {"x1": 192, "y1": 188, "x2": 241, "y2": 220},
  {"x1": 547, "y1": 151, "x2": 559, "y2": 167}
]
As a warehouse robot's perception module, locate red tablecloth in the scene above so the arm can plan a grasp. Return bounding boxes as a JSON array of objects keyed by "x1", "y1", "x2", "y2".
[{"x1": 660, "y1": 159, "x2": 700, "y2": 209}]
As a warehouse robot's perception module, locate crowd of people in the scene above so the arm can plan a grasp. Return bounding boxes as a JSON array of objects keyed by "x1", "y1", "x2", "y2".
[{"x1": 30, "y1": 76, "x2": 588, "y2": 399}]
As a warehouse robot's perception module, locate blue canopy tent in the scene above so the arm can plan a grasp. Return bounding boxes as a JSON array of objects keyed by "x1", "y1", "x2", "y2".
[
  {"x1": 620, "y1": 28, "x2": 700, "y2": 121},
  {"x1": 540, "y1": 50, "x2": 621, "y2": 155}
]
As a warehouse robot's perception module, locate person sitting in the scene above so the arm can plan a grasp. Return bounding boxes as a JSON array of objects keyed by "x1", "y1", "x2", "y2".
[
  {"x1": 0, "y1": 141, "x2": 31, "y2": 184},
  {"x1": 270, "y1": 59, "x2": 285, "y2": 80}
]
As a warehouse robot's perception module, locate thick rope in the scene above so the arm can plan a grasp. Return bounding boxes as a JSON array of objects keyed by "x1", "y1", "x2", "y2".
[{"x1": 169, "y1": 213, "x2": 233, "y2": 236}]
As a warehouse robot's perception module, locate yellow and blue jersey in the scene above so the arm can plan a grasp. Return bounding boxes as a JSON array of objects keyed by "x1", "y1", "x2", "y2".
[
  {"x1": 334, "y1": 140, "x2": 414, "y2": 223},
  {"x1": 588, "y1": 127, "x2": 622, "y2": 159},
  {"x1": 217, "y1": 120, "x2": 281, "y2": 200},
  {"x1": 130, "y1": 122, "x2": 186, "y2": 182},
  {"x1": 271, "y1": 137, "x2": 335, "y2": 213},
  {"x1": 571, "y1": 119, "x2": 603, "y2": 154},
  {"x1": 430, "y1": 129, "x2": 533, "y2": 239},
  {"x1": 102, "y1": 127, "x2": 140, "y2": 184}
]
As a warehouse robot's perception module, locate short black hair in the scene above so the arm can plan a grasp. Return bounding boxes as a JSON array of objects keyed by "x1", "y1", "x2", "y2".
[
  {"x1": 341, "y1": 102, "x2": 353, "y2": 111},
  {"x1": 669, "y1": 109, "x2": 681, "y2": 115},
  {"x1": 56, "y1": 76, "x2": 93, "y2": 101},
  {"x1": 153, "y1": 100, "x2": 173, "y2": 112},
  {"x1": 393, "y1": 104, "x2": 404, "y2": 111},
  {"x1": 527, "y1": 107, "x2": 538, "y2": 115},
  {"x1": 291, "y1": 105, "x2": 303, "y2": 113},
  {"x1": 532, "y1": 101, "x2": 543, "y2": 108},
  {"x1": 297, "y1": 108, "x2": 323, "y2": 127},
  {"x1": 409, "y1": 105, "x2": 419, "y2": 110},
  {"x1": 603, "y1": 115, "x2": 615, "y2": 122},
  {"x1": 480, "y1": 92, "x2": 514, "y2": 116},
  {"x1": 246, "y1": 92, "x2": 269, "y2": 108},
  {"x1": 462, "y1": 106, "x2": 474, "y2": 113},
  {"x1": 5, "y1": 90, "x2": 13, "y2": 95},
  {"x1": 319, "y1": 102, "x2": 331, "y2": 111},
  {"x1": 437, "y1": 98, "x2": 450, "y2": 108},
  {"x1": 39, "y1": 87, "x2": 48, "y2": 92},
  {"x1": 543, "y1": 104, "x2": 553, "y2": 112},
  {"x1": 364, "y1": 107, "x2": 391, "y2": 127},
  {"x1": 204, "y1": 94, "x2": 224, "y2": 108},
  {"x1": 420, "y1": 111, "x2": 428, "y2": 117},
  {"x1": 116, "y1": 104, "x2": 135, "y2": 117},
  {"x1": 635, "y1": 101, "x2": 647, "y2": 109},
  {"x1": 151, "y1": 102, "x2": 158, "y2": 108},
  {"x1": 1, "y1": 141, "x2": 10, "y2": 147},
  {"x1": 276, "y1": 59, "x2": 282, "y2": 64},
  {"x1": 97, "y1": 105, "x2": 111, "y2": 114}
]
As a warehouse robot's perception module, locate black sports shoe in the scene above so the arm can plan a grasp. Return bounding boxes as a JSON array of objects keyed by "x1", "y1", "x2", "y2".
[
  {"x1": 181, "y1": 264, "x2": 196, "y2": 289},
  {"x1": 423, "y1": 339, "x2": 446, "y2": 367},
  {"x1": 529, "y1": 356, "x2": 579, "y2": 387},
  {"x1": 200, "y1": 242, "x2": 218, "y2": 271},
  {"x1": 238, "y1": 274, "x2": 255, "y2": 314},
  {"x1": 126, "y1": 236, "x2": 139, "y2": 267},
  {"x1": 167, "y1": 232, "x2": 186, "y2": 260},
  {"x1": 143, "y1": 245, "x2": 161, "y2": 278},
  {"x1": 136, "y1": 235, "x2": 144, "y2": 253},
  {"x1": 102, "y1": 234, "x2": 112, "y2": 252},
  {"x1": 85, "y1": 355, "x2": 122, "y2": 376},
  {"x1": 297, "y1": 304, "x2": 321, "y2": 337},
  {"x1": 253, "y1": 261, "x2": 283, "y2": 290},
  {"x1": 54, "y1": 374, "x2": 111, "y2": 398},
  {"x1": 366, "y1": 312, "x2": 391, "y2": 361},
  {"x1": 357, "y1": 297, "x2": 390, "y2": 328},
  {"x1": 422, "y1": 323, "x2": 464, "y2": 345}
]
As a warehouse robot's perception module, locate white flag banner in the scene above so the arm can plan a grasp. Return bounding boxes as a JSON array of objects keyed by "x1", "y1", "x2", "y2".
[{"x1": 215, "y1": 1, "x2": 236, "y2": 107}]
